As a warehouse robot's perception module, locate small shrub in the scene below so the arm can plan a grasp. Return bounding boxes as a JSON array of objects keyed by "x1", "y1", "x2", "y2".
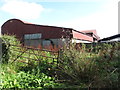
[
  {"x1": 0, "y1": 63, "x2": 62, "y2": 89},
  {"x1": 1, "y1": 71, "x2": 59, "y2": 88},
  {"x1": 1, "y1": 35, "x2": 21, "y2": 63}
]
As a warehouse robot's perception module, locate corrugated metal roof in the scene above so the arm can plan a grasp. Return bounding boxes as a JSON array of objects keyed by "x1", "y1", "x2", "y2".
[
  {"x1": 72, "y1": 30, "x2": 93, "y2": 42},
  {"x1": 81, "y1": 30, "x2": 100, "y2": 40},
  {"x1": 98, "y1": 34, "x2": 120, "y2": 42}
]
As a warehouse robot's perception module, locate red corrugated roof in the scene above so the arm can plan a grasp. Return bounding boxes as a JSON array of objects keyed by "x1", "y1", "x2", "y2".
[
  {"x1": 72, "y1": 30, "x2": 93, "y2": 42},
  {"x1": 22, "y1": 21, "x2": 33, "y2": 24},
  {"x1": 81, "y1": 30, "x2": 97, "y2": 33},
  {"x1": 81, "y1": 30, "x2": 100, "y2": 40}
]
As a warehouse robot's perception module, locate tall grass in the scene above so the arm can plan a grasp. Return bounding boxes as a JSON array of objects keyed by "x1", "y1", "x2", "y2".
[{"x1": 58, "y1": 42, "x2": 119, "y2": 88}]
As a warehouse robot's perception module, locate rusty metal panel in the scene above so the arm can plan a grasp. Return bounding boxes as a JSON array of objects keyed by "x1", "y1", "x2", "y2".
[
  {"x1": 72, "y1": 30, "x2": 93, "y2": 42},
  {"x1": 1, "y1": 19, "x2": 64, "y2": 42},
  {"x1": 1, "y1": 19, "x2": 100, "y2": 45}
]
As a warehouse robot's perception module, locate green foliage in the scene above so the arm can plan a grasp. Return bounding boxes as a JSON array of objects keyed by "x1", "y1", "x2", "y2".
[
  {"x1": 58, "y1": 42, "x2": 119, "y2": 88},
  {"x1": 0, "y1": 63, "x2": 62, "y2": 89},
  {"x1": 1, "y1": 35, "x2": 21, "y2": 63},
  {"x1": 1, "y1": 35, "x2": 61, "y2": 89},
  {"x1": 1, "y1": 70, "x2": 60, "y2": 88},
  {"x1": 1, "y1": 35, "x2": 20, "y2": 45},
  {"x1": 1, "y1": 35, "x2": 119, "y2": 88}
]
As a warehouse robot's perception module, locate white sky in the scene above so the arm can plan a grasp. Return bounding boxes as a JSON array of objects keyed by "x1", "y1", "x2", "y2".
[
  {"x1": 54, "y1": 0, "x2": 119, "y2": 38},
  {"x1": 0, "y1": 0, "x2": 119, "y2": 39},
  {"x1": 1, "y1": 0, "x2": 44, "y2": 19}
]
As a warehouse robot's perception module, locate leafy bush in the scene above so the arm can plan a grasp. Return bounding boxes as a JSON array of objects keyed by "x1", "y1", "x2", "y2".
[
  {"x1": 1, "y1": 35, "x2": 20, "y2": 45},
  {"x1": 0, "y1": 63, "x2": 63, "y2": 89},
  {"x1": 1, "y1": 35, "x2": 21, "y2": 63},
  {"x1": 1, "y1": 71, "x2": 60, "y2": 88}
]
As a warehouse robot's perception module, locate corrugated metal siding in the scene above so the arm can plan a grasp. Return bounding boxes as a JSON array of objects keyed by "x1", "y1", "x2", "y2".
[
  {"x1": 1, "y1": 19, "x2": 100, "y2": 45},
  {"x1": 1, "y1": 19, "x2": 73, "y2": 43},
  {"x1": 1, "y1": 19, "x2": 24, "y2": 41},
  {"x1": 72, "y1": 30, "x2": 93, "y2": 42},
  {"x1": 81, "y1": 30, "x2": 100, "y2": 40}
]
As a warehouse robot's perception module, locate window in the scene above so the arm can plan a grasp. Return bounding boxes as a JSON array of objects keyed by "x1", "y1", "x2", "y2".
[{"x1": 24, "y1": 33, "x2": 42, "y2": 40}]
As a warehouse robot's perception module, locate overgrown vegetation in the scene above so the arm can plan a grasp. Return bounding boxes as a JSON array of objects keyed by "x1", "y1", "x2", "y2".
[
  {"x1": 58, "y1": 42, "x2": 119, "y2": 88},
  {"x1": 1, "y1": 35, "x2": 21, "y2": 64},
  {"x1": 0, "y1": 35, "x2": 62, "y2": 89},
  {"x1": 0, "y1": 64, "x2": 63, "y2": 89},
  {"x1": 0, "y1": 35, "x2": 119, "y2": 89}
]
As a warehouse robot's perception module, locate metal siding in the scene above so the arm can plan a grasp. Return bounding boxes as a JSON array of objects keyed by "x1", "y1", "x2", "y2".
[
  {"x1": 72, "y1": 30, "x2": 93, "y2": 42},
  {"x1": 1, "y1": 19, "x2": 24, "y2": 41},
  {"x1": 2, "y1": 19, "x2": 99, "y2": 45},
  {"x1": 81, "y1": 30, "x2": 100, "y2": 40},
  {"x1": 23, "y1": 24, "x2": 63, "y2": 39},
  {"x1": 1, "y1": 19, "x2": 72, "y2": 43}
]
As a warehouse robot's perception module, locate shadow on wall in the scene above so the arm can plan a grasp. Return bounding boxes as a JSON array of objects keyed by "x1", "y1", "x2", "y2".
[{"x1": 24, "y1": 38, "x2": 65, "y2": 50}]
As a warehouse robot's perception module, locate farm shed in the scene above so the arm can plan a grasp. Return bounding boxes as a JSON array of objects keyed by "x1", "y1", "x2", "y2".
[
  {"x1": 1, "y1": 19, "x2": 100, "y2": 48},
  {"x1": 98, "y1": 34, "x2": 120, "y2": 42}
]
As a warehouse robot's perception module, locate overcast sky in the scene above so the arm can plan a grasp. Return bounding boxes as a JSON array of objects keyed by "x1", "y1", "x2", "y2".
[{"x1": 0, "y1": 0, "x2": 119, "y2": 38}]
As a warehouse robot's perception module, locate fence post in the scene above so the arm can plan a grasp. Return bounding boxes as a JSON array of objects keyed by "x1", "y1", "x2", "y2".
[
  {"x1": 0, "y1": 38, "x2": 2, "y2": 63},
  {"x1": 1, "y1": 42, "x2": 10, "y2": 64},
  {"x1": 57, "y1": 49, "x2": 61, "y2": 67},
  {"x1": 0, "y1": 37, "x2": 2, "y2": 90}
]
